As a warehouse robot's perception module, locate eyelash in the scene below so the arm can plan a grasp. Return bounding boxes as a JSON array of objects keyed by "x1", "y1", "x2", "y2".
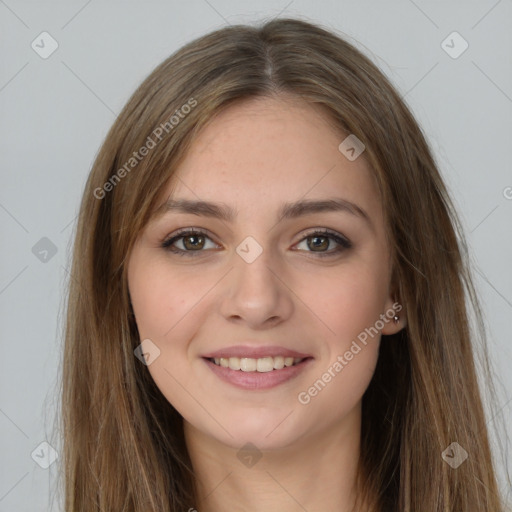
[{"x1": 161, "y1": 228, "x2": 352, "y2": 258}]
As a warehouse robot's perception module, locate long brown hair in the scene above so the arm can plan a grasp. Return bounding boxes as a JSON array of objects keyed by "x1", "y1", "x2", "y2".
[{"x1": 55, "y1": 17, "x2": 509, "y2": 511}]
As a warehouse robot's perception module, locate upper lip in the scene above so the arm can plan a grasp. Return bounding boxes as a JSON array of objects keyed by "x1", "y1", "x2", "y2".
[{"x1": 202, "y1": 345, "x2": 312, "y2": 359}]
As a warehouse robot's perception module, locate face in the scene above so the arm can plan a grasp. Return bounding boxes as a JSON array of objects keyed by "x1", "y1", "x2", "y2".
[{"x1": 127, "y1": 96, "x2": 403, "y2": 451}]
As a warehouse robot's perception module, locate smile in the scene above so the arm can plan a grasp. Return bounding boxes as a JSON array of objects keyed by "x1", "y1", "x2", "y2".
[
  {"x1": 209, "y1": 356, "x2": 305, "y2": 372},
  {"x1": 203, "y1": 356, "x2": 313, "y2": 390}
]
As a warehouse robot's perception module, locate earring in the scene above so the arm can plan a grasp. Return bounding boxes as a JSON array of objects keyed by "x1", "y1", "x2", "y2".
[{"x1": 393, "y1": 315, "x2": 400, "y2": 324}]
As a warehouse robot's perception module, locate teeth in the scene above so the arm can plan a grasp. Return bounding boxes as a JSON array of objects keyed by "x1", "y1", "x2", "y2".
[
  {"x1": 273, "y1": 356, "x2": 285, "y2": 370},
  {"x1": 257, "y1": 357, "x2": 274, "y2": 372},
  {"x1": 229, "y1": 357, "x2": 241, "y2": 370},
  {"x1": 210, "y1": 356, "x2": 304, "y2": 372}
]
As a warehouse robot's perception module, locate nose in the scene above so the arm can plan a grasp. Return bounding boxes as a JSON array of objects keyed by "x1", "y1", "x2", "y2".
[{"x1": 219, "y1": 243, "x2": 294, "y2": 329}]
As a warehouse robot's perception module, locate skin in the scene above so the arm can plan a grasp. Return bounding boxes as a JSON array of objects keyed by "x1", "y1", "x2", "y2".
[{"x1": 127, "y1": 95, "x2": 406, "y2": 512}]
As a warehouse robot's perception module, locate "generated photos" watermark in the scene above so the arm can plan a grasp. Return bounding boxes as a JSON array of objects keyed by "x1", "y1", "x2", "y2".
[{"x1": 298, "y1": 302, "x2": 402, "y2": 405}]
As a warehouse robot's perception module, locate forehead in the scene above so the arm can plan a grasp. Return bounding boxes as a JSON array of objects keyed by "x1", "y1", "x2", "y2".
[
  {"x1": 187, "y1": 95, "x2": 345, "y2": 169},
  {"x1": 158, "y1": 96, "x2": 381, "y2": 224}
]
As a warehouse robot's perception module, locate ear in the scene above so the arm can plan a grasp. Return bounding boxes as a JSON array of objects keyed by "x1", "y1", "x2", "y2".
[{"x1": 381, "y1": 295, "x2": 406, "y2": 335}]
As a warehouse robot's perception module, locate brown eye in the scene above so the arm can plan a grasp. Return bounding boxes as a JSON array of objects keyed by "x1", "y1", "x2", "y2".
[
  {"x1": 295, "y1": 229, "x2": 352, "y2": 257},
  {"x1": 307, "y1": 235, "x2": 330, "y2": 251},
  {"x1": 182, "y1": 233, "x2": 206, "y2": 250},
  {"x1": 161, "y1": 229, "x2": 218, "y2": 256}
]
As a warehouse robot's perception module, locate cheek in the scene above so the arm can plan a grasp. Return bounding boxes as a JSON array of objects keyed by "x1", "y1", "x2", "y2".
[
  {"x1": 294, "y1": 268, "x2": 385, "y2": 421},
  {"x1": 297, "y1": 261, "x2": 387, "y2": 401},
  {"x1": 128, "y1": 254, "x2": 216, "y2": 398},
  {"x1": 310, "y1": 263, "x2": 390, "y2": 346},
  {"x1": 128, "y1": 258, "x2": 204, "y2": 339},
  {"x1": 128, "y1": 256, "x2": 210, "y2": 425}
]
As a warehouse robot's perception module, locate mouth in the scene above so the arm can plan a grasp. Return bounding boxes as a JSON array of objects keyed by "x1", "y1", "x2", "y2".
[
  {"x1": 206, "y1": 356, "x2": 308, "y2": 372},
  {"x1": 202, "y1": 356, "x2": 314, "y2": 390}
]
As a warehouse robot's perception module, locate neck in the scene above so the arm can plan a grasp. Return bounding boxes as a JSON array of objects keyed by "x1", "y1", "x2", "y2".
[{"x1": 184, "y1": 404, "x2": 372, "y2": 512}]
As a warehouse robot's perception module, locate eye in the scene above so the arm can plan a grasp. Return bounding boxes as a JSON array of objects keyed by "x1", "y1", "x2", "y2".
[
  {"x1": 161, "y1": 227, "x2": 352, "y2": 258},
  {"x1": 161, "y1": 228, "x2": 219, "y2": 257},
  {"x1": 294, "y1": 228, "x2": 352, "y2": 257}
]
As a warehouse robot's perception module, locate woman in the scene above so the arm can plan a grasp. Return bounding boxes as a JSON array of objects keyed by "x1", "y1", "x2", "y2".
[{"x1": 59, "y1": 17, "x2": 509, "y2": 511}]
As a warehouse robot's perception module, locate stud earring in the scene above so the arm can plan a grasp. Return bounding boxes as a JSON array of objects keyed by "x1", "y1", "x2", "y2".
[{"x1": 393, "y1": 315, "x2": 400, "y2": 324}]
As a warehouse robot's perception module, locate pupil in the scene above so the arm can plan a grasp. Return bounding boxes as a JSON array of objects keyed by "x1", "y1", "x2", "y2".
[
  {"x1": 185, "y1": 235, "x2": 203, "y2": 250},
  {"x1": 310, "y1": 236, "x2": 328, "y2": 251}
]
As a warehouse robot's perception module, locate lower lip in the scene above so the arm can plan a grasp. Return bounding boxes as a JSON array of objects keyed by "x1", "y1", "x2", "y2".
[{"x1": 202, "y1": 357, "x2": 313, "y2": 390}]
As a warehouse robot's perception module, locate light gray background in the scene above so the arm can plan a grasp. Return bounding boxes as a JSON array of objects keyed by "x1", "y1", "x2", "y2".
[{"x1": 0, "y1": 1, "x2": 511, "y2": 510}]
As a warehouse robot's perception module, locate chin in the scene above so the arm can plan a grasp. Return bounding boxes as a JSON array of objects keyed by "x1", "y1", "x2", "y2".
[{"x1": 218, "y1": 408, "x2": 302, "y2": 450}]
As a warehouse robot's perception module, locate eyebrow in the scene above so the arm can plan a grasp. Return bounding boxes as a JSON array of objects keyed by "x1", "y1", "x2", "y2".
[{"x1": 151, "y1": 197, "x2": 372, "y2": 228}]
